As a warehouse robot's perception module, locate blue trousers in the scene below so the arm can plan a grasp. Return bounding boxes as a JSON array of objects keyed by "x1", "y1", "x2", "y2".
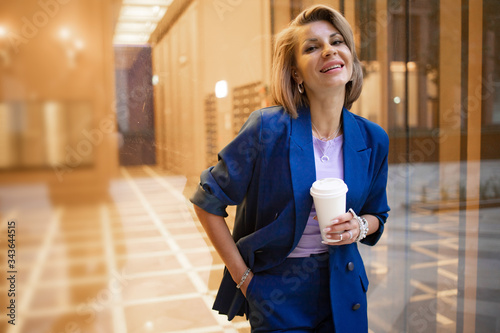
[{"x1": 245, "y1": 253, "x2": 334, "y2": 332}]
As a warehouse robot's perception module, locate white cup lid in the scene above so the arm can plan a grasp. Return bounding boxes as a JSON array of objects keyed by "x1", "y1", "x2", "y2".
[{"x1": 310, "y1": 178, "x2": 348, "y2": 198}]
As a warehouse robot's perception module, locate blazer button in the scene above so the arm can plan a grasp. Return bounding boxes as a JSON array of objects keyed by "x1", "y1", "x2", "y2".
[
  {"x1": 347, "y1": 262, "x2": 355, "y2": 271},
  {"x1": 352, "y1": 303, "x2": 361, "y2": 311}
]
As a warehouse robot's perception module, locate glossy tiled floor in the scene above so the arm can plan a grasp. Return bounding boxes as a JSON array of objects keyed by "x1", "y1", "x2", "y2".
[
  {"x1": 1, "y1": 164, "x2": 499, "y2": 332},
  {"x1": 0, "y1": 166, "x2": 249, "y2": 333}
]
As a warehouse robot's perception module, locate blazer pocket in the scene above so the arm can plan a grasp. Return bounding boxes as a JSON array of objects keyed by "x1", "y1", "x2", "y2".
[
  {"x1": 359, "y1": 267, "x2": 369, "y2": 293},
  {"x1": 245, "y1": 273, "x2": 259, "y2": 302}
]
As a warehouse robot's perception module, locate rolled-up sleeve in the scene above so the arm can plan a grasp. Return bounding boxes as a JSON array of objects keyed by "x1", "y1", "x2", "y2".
[
  {"x1": 190, "y1": 111, "x2": 262, "y2": 217},
  {"x1": 190, "y1": 171, "x2": 231, "y2": 217}
]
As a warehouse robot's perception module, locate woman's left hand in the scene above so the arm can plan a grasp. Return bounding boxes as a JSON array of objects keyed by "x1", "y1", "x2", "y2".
[{"x1": 319, "y1": 211, "x2": 359, "y2": 245}]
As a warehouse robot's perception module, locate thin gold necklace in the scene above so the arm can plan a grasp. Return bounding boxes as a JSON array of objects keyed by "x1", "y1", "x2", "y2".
[
  {"x1": 311, "y1": 121, "x2": 342, "y2": 163},
  {"x1": 311, "y1": 120, "x2": 341, "y2": 141}
]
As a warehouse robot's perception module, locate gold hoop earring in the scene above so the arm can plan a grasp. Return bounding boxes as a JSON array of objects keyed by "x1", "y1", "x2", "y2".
[{"x1": 298, "y1": 83, "x2": 304, "y2": 94}]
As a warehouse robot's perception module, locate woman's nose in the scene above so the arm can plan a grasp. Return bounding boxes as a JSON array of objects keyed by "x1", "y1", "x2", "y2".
[{"x1": 323, "y1": 45, "x2": 337, "y2": 57}]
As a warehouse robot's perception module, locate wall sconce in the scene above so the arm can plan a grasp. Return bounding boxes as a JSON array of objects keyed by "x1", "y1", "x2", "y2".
[
  {"x1": 0, "y1": 25, "x2": 12, "y2": 67},
  {"x1": 152, "y1": 74, "x2": 159, "y2": 86},
  {"x1": 58, "y1": 27, "x2": 84, "y2": 68},
  {"x1": 215, "y1": 80, "x2": 228, "y2": 98}
]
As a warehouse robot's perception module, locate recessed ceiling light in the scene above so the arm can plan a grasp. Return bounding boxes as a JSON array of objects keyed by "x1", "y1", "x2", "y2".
[
  {"x1": 113, "y1": 1, "x2": 171, "y2": 45},
  {"x1": 59, "y1": 27, "x2": 71, "y2": 40}
]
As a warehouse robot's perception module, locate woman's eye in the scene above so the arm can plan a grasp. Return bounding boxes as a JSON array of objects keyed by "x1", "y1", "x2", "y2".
[
  {"x1": 331, "y1": 40, "x2": 343, "y2": 46},
  {"x1": 305, "y1": 46, "x2": 316, "y2": 52}
]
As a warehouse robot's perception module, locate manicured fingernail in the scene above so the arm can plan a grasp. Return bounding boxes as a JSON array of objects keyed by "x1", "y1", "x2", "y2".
[
  {"x1": 323, "y1": 228, "x2": 330, "y2": 232},
  {"x1": 332, "y1": 219, "x2": 339, "y2": 224}
]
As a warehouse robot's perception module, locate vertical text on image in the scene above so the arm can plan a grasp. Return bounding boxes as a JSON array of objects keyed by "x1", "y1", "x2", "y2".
[{"x1": 6, "y1": 220, "x2": 17, "y2": 326}]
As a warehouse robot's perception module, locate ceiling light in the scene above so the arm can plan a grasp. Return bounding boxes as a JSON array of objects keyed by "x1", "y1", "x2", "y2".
[
  {"x1": 215, "y1": 80, "x2": 228, "y2": 98},
  {"x1": 113, "y1": 1, "x2": 172, "y2": 45},
  {"x1": 113, "y1": 34, "x2": 149, "y2": 45}
]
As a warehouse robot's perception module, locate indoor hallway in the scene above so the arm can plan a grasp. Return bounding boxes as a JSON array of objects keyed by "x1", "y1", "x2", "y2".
[
  {"x1": 0, "y1": 0, "x2": 499, "y2": 332},
  {"x1": 2, "y1": 163, "x2": 499, "y2": 332},
  {"x1": 0, "y1": 166, "x2": 250, "y2": 333}
]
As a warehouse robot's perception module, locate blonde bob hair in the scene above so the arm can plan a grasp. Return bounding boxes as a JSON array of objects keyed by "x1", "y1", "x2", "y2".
[{"x1": 271, "y1": 5, "x2": 363, "y2": 118}]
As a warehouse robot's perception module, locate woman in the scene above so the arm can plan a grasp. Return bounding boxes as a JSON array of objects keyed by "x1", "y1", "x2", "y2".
[{"x1": 190, "y1": 4, "x2": 389, "y2": 332}]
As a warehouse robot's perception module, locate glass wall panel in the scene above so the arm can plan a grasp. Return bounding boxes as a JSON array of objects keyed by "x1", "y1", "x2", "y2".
[
  {"x1": 476, "y1": 0, "x2": 500, "y2": 332},
  {"x1": 355, "y1": 0, "x2": 500, "y2": 332}
]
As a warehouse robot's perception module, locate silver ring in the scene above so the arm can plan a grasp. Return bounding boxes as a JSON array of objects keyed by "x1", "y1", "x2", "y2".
[
  {"x1": 347, "y1": 230, "x2": 353, "y2": 240},
  {"x1": 339, "y1": 233, "x2": 343, "y2": 241},
  {"x1": 349, "y1": 208, "x2": 357, "y2": 219}
]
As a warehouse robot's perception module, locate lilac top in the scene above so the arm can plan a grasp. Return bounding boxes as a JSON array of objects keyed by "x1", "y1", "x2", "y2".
[{"x1": 288, "y1": 133, "x2": 344, "y2": 258}]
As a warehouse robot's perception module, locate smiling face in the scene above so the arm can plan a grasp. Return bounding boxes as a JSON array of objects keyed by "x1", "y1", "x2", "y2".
[{"x1": 292, "y1": 20, "x2": 353, "y2": 98}]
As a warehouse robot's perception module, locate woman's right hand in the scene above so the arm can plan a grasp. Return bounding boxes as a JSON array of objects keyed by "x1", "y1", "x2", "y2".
[
  {"x1": 193, "y1": 205, "x2": 255, "y2": 298},
  {"x1": 240, "y1": 271, "x2": 254, "y2": 297}
]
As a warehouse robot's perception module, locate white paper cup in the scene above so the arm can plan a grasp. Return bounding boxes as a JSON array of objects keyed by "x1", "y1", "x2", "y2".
[{"x1": 310, "y1": 178, "x2": 348, "y2": 242}]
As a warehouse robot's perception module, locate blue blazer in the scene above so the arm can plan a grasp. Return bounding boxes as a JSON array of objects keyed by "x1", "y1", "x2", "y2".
[{"x1": 191, "y1": 106, "x2": 390, "y2": 332}]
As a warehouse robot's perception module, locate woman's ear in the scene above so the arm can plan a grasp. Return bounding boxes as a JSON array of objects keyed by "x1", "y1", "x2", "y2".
[{"x1": 291, "y1": 67, "x2": 302, "y2": 84}]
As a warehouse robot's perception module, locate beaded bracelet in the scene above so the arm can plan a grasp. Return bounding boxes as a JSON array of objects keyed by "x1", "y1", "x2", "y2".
[
  {"x1": 349, "y1": 208, "x2": 369, "y2": 242},
  {"x1": 236, "y1": 267, "x2": 251, "y2": 289}
]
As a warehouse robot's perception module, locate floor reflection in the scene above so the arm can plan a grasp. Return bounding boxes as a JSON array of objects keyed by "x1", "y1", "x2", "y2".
[
  {"x1": 0, "y1": 166, "x2": 249, "y2": 333},
  {"x1": 1, "y1": 164, "x2": 499, "y2": 332}
]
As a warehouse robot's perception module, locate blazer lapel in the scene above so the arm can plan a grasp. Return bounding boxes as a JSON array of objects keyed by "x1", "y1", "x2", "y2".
[
  {"x1": 289, "y1": 107, "x2": 316, "y2": 248},
  {"x1": 288, "y1": 108, "x2": 371, "y2": 249},
  {"x1": 342, "y1": 108, "x2": 372, "y2": 212}
]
